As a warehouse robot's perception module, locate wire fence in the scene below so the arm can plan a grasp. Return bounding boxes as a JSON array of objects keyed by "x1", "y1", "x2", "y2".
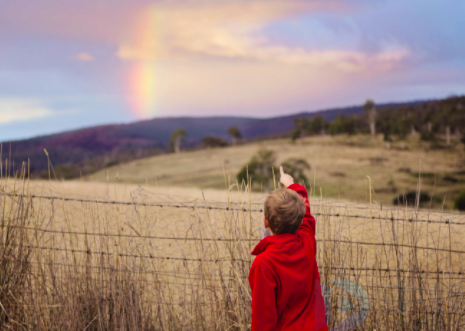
[
  {"x1": 4, "y1": 191, "x2": 465, "y2": 225},
  {"x1": 1, "y1": 186, "x2": 465, "y2": 330}
]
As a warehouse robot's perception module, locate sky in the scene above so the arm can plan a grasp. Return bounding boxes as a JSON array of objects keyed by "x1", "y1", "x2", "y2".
[{"x1": 0, "y1": 0, "x2": 464, "y2": 141}]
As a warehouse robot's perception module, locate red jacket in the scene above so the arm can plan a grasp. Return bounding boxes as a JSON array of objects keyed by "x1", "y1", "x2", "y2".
[{"x1": 249, "y1": 183, "x2": 327, "y2": 331}]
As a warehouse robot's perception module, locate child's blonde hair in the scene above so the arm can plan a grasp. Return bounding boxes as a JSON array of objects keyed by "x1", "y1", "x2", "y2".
[{"x1": 264, "y1": 188, "x2": 306, "y2": 234}]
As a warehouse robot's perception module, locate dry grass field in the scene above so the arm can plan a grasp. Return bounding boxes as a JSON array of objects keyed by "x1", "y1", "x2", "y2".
[
  {"x1": 1, "y1": 134, "x2": 464, "y2": 329},
  {"x1": 86, "y1": 134, "x2": 465, "y2": 210},
  {"x1": 1, "y1": 160, "x2": 464, "y2": 330}
]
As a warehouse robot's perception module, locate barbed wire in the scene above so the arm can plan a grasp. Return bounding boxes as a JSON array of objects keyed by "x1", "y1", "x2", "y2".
[
  {"x1": 6, "y1": 224, "x2": 465, "y2": 254},
  {"x1": 4, "y1": 192, "x2": 261, "y2": 212},
  {"x1": 29, "y1": 271, "x2": 237, "y2": 289},
  {"x1": 3, "y1": 189, "x2": 465, "y2": 325},
  {"x1": 319, "y1": 265, "x2": 464, "y2": 276},
  {"x1": 17, "y1": 244, "x2": 250, "y2": 263},
  {"x1": 3, "y1": 192, "x2": 465, "y2": 226},
  {"x1": 27, "y1": 267, "x2": 465, "y2": 293},
  {"x1": 11, "y1": 243, "x2": 465, "y2": 276},
  {"x1": 24, "y1": 260, "x2": 242, "y2": 281},
  {"x1": 19, "y1": 277, "x2": 465, "y2": 311}
]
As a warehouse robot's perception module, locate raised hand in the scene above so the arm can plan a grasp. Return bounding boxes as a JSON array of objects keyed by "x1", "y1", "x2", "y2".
[{"x1": 279, "y1": 166, "x2": 294, "y2": 188}]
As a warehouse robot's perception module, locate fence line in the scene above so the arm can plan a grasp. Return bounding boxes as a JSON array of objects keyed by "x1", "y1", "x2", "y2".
[
  {"x1": 20, "y1": 271, "x2": 465, "y2": 311},
  {"x1": 3, "y1": 191, "x2": 465, "y2": 226},
  {"x1": 16, "y1": 244, "x2": 250, "y2": 263},
  {"x1": 27, "y1": 267, "x2": 465, "y2": 291},
  {"x1": 3, "y1": 188, "x2": 465, "y2": 329},
  {"x1": 28, "y1": 272, "x2": 465, "y2": 295},
  {"x1": 24, "y1": 260, "x2": 239, "y2": 281},
  {"x1": 6, "y1": 224, "x2": 465, "y2": 254},
  {"x1": 29, "y1": 271, "x2": 238, "y2": 289},
  {"x1": 10, "y1": 244, "x2": 465, "y2": 276}
]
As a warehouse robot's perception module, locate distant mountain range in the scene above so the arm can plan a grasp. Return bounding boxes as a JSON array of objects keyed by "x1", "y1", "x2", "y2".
[{"x1": 3, "y1": 100, "x2": 424, "y2": 178}]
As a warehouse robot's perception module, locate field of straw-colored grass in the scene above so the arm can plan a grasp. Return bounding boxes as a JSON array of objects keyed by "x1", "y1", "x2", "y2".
[
  {"x1": 86, "y1": 134, "x2": 465, "y2": 210},
  {"x1": 1, "y1": 167, "x2": 464, "y2": 330}
]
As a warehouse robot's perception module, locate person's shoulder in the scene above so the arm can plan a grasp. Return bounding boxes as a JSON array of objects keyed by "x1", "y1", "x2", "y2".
[
  {"x1": 252, "y1": 251, "x2": 274, "y2": 266},
  {"x1": 250, "y1": 253, "x2": 278, "y2": 281}
]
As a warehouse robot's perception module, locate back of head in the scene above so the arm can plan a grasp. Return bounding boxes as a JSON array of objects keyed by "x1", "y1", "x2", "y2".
[{"x1": 264, "y1": 188, "x2": 306, "y2": 235}]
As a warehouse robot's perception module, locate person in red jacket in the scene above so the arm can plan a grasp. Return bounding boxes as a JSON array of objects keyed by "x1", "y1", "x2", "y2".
[{"x1": 249, "y1": 166, "x2": 328, "y2": 331}]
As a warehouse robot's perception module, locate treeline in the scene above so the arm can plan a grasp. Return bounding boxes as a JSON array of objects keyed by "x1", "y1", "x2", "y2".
[
  {"x1": 171, "y1": 96, "x2": 465, "y2": 154},
  {"x1": 169, "y1": 126, "x2": 243, "y2": 153},
  {"x1": 292, "y1": 96, "x2": 465, "y2": 145}
]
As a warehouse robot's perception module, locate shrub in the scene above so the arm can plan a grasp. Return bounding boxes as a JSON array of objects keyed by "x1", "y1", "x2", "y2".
[
  {"x1": 455, "y1": 190, "x2": 465, "y2": 211},
  {"x1": 105, "y1": 160, "x2": 119, "y2": 168},
  {"x1": 291, "y1": 129, "x2": 301, "y2": 142},
  {"x1": 420, "y1": 131, "x2": 436, "y2": 142},
  {"x1": 237, "y1": 148, "x2": 276, "y2": 191},
  {"x1": 393, "y1": 191, "x2": 431, "y2": 206},
  {"x1": 55, "y1": 165, "x2": 76, "y2": 180},
  {"x1": 281, "y1": 158, "x2": 310, "y2": 185},
  {"x1": 202, "y1": 136, "x2": 228, "y2": 148}
]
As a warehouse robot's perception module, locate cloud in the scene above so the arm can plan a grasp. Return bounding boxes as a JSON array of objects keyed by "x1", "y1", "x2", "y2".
[
  {"x1": 0, "y1": 99, "x2": 54, "y2": 124},
  {"x1": 75, "y1": 52, "x2": 94, "y2": 61},
  {"x1": 117, "y1": 0, "x2": 345, "y2": 62},
  {"x1": 0, "y1": 0, "x2": 411, "y2": 72},
  {"x1": 3, "y1": 0, "x2": 452, "y2": 122},
  {"x1": 117, "y1": 0, "x2": 410, "y2": 71}
]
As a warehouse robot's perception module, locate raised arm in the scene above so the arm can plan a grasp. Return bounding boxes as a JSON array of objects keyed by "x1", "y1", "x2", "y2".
[
  {"x1": 280, "y1": 167, "x2": 316, "y2": 247},
  {"x1": 287, "y1": 182, "x2": 316, "y2": 235}
]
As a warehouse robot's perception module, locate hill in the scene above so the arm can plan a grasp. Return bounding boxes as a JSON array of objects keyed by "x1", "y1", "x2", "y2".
[
  {"x1": 86, "y1": 134, "x2": 465, "y2": 209},
  {"x1": 3, "y1": 100, "x2": 422, "y2": 178}
]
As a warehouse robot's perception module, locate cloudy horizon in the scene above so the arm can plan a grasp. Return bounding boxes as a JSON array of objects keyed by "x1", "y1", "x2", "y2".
[{"x1": 1, "y1": 0, "x2": 464, "y2": 141}]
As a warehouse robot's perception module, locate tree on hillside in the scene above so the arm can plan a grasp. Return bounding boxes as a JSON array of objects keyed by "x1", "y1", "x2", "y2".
[
  {"x1": 237, "y1": 148, "x2": 276, "y2": 191},
  {"x1": 227, "y1": 126, "x2": 243, "y2": 145},
  {"x1": 281, "y1": 158, "x2": 310, "y2": 185},
  {"x1": 309, "y1": 115, "x2": 328, "y2": 135},
  {"x1": 377, "y1": 110, "x2": 394, "y2": 145},
  {"x1": 429, "y1": 103, "x2": 453, "y2": 145},
  {"x1": 291, "y1": 129, "x2": 301, "y2": 142},
  {"x1": 433, "y1": 100, "x2": 465, "y2": 146},
  {"x1": 364, "y1": 99, "x2": 377, "y2": 136},
  {"x1": 455, "y1": 103, "x2": 465, "y2": 139},
  {"x1": 292, "y1": 116, "x2": 328, "y2": 139},
  {"x1": 396, "y1": 115, "x2": 414, "y2": 140},
  {"x1": 440, "y1": 104, "x2": 453, "y2": 145},
  {"x1": 328, "y1": 115, "x2": 345, "y2": 136},
  {"x1": 170, "y1": 129, "x2": 186, "y2": 153},
  {"x1": 344, "y1": 115, "x2": 364, "y2": 135},
  {"x1": 203, "y1": 136, "x2": 228, "y2": 148},
  {"x1": 328, "y1": 115, "x2": 363, "y2": 136},
  {"x1": 293, "y1": 118, "x2": 310, "y2": 139},
  {"x1": 377, "y1": 109, "x2": 413, "y2": 142}
]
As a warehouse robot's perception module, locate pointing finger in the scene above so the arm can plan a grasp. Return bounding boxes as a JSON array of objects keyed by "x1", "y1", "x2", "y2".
[{"x1": 280, "y1": 166, "x2": 284, "y2": 176}]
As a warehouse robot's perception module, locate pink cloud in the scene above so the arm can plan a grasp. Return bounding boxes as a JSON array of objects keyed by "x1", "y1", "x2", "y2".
[{"x1": 75, "y1": 53, "x2": 95, "y2": 61}]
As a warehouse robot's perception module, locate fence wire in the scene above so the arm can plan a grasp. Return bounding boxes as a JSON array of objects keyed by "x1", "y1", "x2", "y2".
[{"x1": 1, "y1": 185, "x2": 465, "y2": 330}]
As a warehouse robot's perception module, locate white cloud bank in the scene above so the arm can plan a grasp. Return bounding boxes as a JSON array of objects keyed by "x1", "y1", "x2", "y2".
[
  {"x1": 0, "y1": 99, "x2": 54, "y2": 124},
  {"x1": 117, "y1": 0, "x2": 410, "y2": 71}
]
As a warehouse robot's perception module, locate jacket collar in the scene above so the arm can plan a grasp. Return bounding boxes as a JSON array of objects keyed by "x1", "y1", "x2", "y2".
[{"x1": 251, "y1": 233, "x2": 297, "y2": 256}]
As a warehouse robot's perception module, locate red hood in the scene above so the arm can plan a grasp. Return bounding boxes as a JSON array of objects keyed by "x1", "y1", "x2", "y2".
[{"x1": 251, "y1": 233, "x2": 298, "y2": 256}]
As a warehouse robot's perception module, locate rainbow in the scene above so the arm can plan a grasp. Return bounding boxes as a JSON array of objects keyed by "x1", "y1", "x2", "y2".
[
  {"x1": 127, "y1": 60, "x2": 157, "y2": 118},
  {"x1": 125, "y1": 5, "x2": 162, "y2": 119}
]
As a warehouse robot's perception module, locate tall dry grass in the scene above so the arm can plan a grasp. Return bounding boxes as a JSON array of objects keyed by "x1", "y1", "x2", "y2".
[{"x1": 0, "y1": 162, "x2": 464, "y2": 330}]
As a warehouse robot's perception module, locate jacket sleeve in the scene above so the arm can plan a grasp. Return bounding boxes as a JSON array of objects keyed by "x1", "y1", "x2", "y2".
[
  {"x1": 249, "y1": 261, "x2": 278, "y2": 331},
  {"x1": 287, "y1": 183, "x2": 316, "y2": 251}
]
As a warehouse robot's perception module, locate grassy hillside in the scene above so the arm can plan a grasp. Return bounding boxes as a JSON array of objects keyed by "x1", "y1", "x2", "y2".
[
  {"x1": 3, "y1": 166, "x2": 464, "y2": 329},
  {"x1": 4, "y1": 100, "x2": 421, "y2": 178},
  {"x1": 86, "y1": 133, "x2": 465, "y2": 209}
]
